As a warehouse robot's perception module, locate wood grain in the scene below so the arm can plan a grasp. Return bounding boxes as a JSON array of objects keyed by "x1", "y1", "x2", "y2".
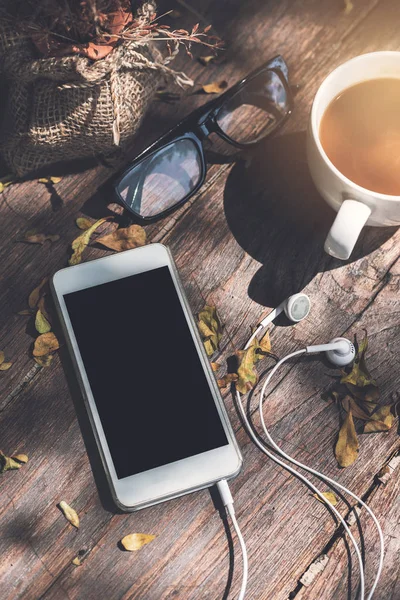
[{"x1": 1, "y1": 0, "x2": 400, "y2": 599}]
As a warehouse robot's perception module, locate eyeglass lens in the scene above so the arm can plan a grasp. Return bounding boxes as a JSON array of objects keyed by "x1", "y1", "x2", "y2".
[
  {"x1": 117, "y1": 138, "x2": 202, "y2": 219},
  {"x1": 216, "y1": 69, "x2": 289, "y2": 144}
]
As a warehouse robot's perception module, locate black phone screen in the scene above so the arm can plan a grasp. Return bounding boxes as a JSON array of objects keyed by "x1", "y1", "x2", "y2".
[{"x1": 63, "y1": 265, "x2": 228, "y2": 479}]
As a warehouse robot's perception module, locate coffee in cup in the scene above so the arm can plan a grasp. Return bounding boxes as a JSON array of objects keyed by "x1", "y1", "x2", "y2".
[{"x1": 307, "y1": 52, "x2": 400, "y2": 260}]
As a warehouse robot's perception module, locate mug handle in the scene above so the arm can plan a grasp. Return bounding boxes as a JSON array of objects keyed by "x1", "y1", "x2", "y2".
[{"x1": 324, "y1": 199, "x2": 371, "y2": 260}]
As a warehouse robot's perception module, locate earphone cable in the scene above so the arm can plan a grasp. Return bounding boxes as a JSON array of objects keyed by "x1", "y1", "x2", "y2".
[
  {"x1": 235, "y1": 376, "x2": 366, "y2": 600},
  {"x1": 257, "y1": 352, "x2": 384, "y2": 600},
  {"x1": 216, "y1": 479, "x2": 248, "y2": 600}
]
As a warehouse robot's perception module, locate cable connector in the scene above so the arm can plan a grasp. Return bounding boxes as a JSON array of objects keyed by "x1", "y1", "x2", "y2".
[{"x1": 217, "y1": 479, "x2": 235, "y2": 515}]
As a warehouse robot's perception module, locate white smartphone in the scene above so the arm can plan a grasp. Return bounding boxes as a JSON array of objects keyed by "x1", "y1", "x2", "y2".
[{"x1": 51, "y1": 243, "x2": 242, "y2": 511}]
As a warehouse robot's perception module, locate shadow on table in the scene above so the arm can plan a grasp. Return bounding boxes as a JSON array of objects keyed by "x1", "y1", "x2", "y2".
[
  {"x1": 57, "y1": 341, "x2": 124, "y2": 515},
  {"x1": 223, "y1": 131, "x2": 398, "y2": 309}
]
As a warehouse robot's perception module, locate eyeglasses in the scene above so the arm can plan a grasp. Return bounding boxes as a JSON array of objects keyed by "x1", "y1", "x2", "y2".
[{"x1": 114, "y1": 55, "x2": 293, "y2": 223}]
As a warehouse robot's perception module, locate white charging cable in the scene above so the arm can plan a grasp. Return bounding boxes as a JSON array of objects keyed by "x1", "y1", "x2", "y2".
[
  {"x1": 234, "y1": 324, "x2": 385, "y2": 600},
  {"x1": 217, "y1": 479, "x2": 248, "y2": 600}
]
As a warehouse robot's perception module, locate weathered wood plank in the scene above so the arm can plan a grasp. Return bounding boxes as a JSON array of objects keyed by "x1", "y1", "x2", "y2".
[
  {"x1": 1, "y1": 0, "x2": 400, "y2": 599},
  {"x1": 294, "y1": 450, "x2": 400, "y2": 600}
]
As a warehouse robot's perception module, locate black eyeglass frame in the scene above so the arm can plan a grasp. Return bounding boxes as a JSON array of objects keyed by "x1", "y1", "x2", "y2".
[{"x1": 114, "y1": 55, "x2": 293, "y2": 223}]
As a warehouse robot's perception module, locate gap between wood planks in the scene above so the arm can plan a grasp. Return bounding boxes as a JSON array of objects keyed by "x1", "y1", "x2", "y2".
[{"x1": 288, "y1": 446, "x2": 400, "y2": 599}]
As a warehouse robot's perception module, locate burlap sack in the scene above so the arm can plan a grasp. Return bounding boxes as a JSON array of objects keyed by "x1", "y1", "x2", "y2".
[{"x1": 0, "y1": 7, "x2": 190, "y2": 177}]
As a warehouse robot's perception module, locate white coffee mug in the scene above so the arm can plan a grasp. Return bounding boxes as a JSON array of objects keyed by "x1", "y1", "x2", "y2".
[{"x1": 307, "y1": 51, "x2": 400, "y2": 260}]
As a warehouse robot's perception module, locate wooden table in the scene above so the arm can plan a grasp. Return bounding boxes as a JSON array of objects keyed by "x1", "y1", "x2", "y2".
[{"x1": 1, "y1": 1, "x2": 400, "y2": 598}]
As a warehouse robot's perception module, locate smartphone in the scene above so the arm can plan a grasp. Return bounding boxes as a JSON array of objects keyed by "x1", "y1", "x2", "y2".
[{"x1": 51, "y1": 243, "x2": 242, "y2": 511}]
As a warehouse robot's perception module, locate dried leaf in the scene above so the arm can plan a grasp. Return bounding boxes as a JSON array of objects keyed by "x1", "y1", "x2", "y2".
[
  {"x1": 335, "y1": 409, "x2": 359, "y2": 467},
  {"x1": 341, "y1": 395, "x2": 372, "y2": 421},
  {"x1": 34, "y1": 354, "x2": 54, "y2": 368},
  {"x1": 0, "y1": 350, "x2": 12, "y2": 371},
  {"x1": 202, "y1": 80, "x2": 228, "y2": 94},
  {"x1": 18, "y1": 309, "x2": 33, "y2": 316},
  {"x1": 59, "y1": 501, "x2": 80, "y2": 528},
  {"x1": 38, "y1": 176, "x2": 62, "y2": 184},
  {"x1": 258, "y1": 330, "x2": 272, "y2": 355},
  {"x1": 72, "y1": 556, "x2": 82, "y2": 566},
  {"x1": 364, "y1": 405, "x2": 395, "y2": 433},
  {"x1": 341, "y1": 332, "x2": 376, "y2": 388},
  {"x1": 199, "y1": 55, "x2": 216, "y2": 66},
  {"x1": 313, "y1": 491, "x2": 338, "y2": 506},
  {"x1": 33, "y1": 332, "x2": 59, "y2": 357},
  {"x1": 28, "y1": 277, "x2": 49, "y2": 310},
  {"x1": 75, "y1": 217, "x2": 93, "y2": 230},
  {"x1": 35, "y1": 309, "x2": 51, "y2": 334},
  {"x1": 38, "y1": 296, "x2": 51, "y2": 323},
  {"x1": 217, "y1": 373, "x2": 238, "y2": 388},
  {"x1": 96, "y1": 224, "x2": 147, "y2": 252},
  {"x1": 18, "y1": 231, "x2": 60, "y2": 245},
  {"x1": 346, "y1": 382, "x2": 379, "y2": 407},
  {"x1": 344, "y1": 0, "x2": 353, "y2": 13},
  {"x1": 235, "y1": 345, "x2": 259, "y2": 394},
  {"x1": 69, "y1": 217, "x2": 108, "y2": 266},
  {"x1": 197, "y1": 305, "x2": 223, "y2": 357},
  {"x1": 120, "y1": 533, "x2": 155, "y2": 551},
  {"x1": 211, "y1": 362, "x2": 221, "y2": 372},
  {"x1": 13, "y1": 454, "x2": 28, "y2": 464},
  {"x1": 235, "y1": 334, "x2": 274, "y2": 394},
  {"x1": 0, "y1": 451, "x2": 26, "y2": 473},
  {"x1": 0, "y1": 181, "x2": 13, "y2": 193}
]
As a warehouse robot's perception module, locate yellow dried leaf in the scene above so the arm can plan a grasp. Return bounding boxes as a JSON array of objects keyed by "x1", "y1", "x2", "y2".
[
  {"x1": 0, "y1": 350, "x2": 12, "y2": 371},
  {"x1": 258, "y1": 330, "x2": 272, "y2": 354},
  {"x1": 341, "y1": 395, "x2": 372, "y2": 421},
  {"x1": 13, "y1": 454, "x2": 28, "y2": 464},
  {"x1": 344, "y1": 0, "x2": 353, "y2": 13},
  {"x1": 76, "y1": 217, "x2": 93, "y2": 230},
  {"x1": 19, "y1": 231, "x2": 60, "y2": 245},
  {"x1": 313, "y1": 491, "x2": 338, "y2": 506},
  {"x1": 34, "y1": 354, "x2": 54, "y2": 368},
  {"x1": 59, "y1": 501, "x2": 80, "y2": 528},
  {"x1": 69, "y1": 217, "x2": 108, "y2": 266},
  {"x1": 96, "y1": 224, "x2": 147, "y2": 252},
  {"x1": 0, "y1": 175, "x2": 14, "y2": 193},
  {"x1": 38, "y1": 296, "x2": 51, "y2": 323},
  {"x1": 72, "y1": 556, "x2": 82, "y2": 566},
  {"x1": 33, "y1": 332, "x2": 59, "y2": 357},
  {"x1": 121, "y1": 533, "x2": 155, "y2": 551},
  {"x1": 235, "y1": 345, "x2": 259, "y2": 394},
  {"x1": 364, "y1": 405, "x2": 395, "y2": 433},
  {"x1": 202, "y1": 80, "x2": 228, "y2": 94},
  {"x1": 35, "y1": 309, "x2": 51, "y2": 334},
  {"x1": 38, "y1": 176, "x2": 62, "y2": 184},
  {"x1": 235, "y1": 333, "x2": 274, "y2": 394},
  {"x1": 341, "y1": 332, "x2": 376, "y2": 388},
  {"x1": 28, "y1": 277, "x2": 49, "y2": 310},
  {"x1": 199, "y1": 55, "x2": 216, "y2": 66},
  {"x1": 217, "y1": 373, "x2": 238, "y2": 388},
  {"x1": 197, "y1": 305, "x2": 223, "y2": 357},
  {"x1": 0, "y1": 451, "x2": 26, "y2": 473},
  {"x1": 211, "y1": 362, "x2": 221, "y2": 372},
  {"x1": 335, "y1": 409, "x2": 359, "y2": 467}
]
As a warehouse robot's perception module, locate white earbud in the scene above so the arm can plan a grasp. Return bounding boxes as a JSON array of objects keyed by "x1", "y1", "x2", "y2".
[
  {"x1": 259, "y1": 293, "x2": 311, "y2": 327},
  {"x1": 306, "y1": 337, "x2": 356, "y2": 366}
]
